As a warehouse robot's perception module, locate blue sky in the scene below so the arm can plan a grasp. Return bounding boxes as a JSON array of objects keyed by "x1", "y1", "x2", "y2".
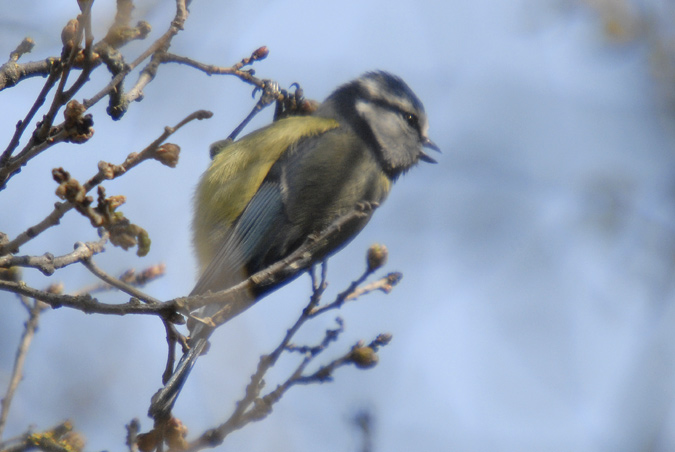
[{"x1": 2, "y1": 1, "x2": 675, "y2": 451}]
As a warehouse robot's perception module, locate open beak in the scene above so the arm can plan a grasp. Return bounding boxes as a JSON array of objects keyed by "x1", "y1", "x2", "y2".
[{"x1": 419, "y1": 137, "x2": 441, "y2": 164}]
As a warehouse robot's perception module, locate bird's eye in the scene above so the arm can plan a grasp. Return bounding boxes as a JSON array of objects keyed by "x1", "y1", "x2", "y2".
[{"x1": 402, "y1": 112, "x2": 419, "y2": 130}]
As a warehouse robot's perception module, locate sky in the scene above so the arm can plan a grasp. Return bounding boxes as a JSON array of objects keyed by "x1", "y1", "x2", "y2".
[{"x1": 2, "y1": 0, "x2": 675, "y2": 451}]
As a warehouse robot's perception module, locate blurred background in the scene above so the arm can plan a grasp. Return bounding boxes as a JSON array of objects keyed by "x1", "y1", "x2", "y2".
[{"x1": 2, "y1": 0, "x2": 675, "y2": 451}]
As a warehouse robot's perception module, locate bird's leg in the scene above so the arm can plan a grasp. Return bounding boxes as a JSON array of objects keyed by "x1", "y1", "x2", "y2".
[
  {"x1": 222, "y1": 80, "x2": 283, "y2": 145},
  {"x1": 273, "y1": 82, "x2": 319, "y2": 121}
]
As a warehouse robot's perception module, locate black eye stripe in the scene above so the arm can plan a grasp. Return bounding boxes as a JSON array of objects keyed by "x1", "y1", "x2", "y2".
[
  {"x1": 364, "y1": 98, "x2": 421, "y2": 131},
  {"x1": 402, "y1": 112, "x2": 419, "y2": 129}
]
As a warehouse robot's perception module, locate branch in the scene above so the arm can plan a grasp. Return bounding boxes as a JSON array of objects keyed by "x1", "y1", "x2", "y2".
[
  {"x1": 0, "y1": 109, "x2": 212, "y2": 256},
  {"x1": 0, "y1": 3, "x2": 95, "y2": 189},
  {"x1": 160, "y1": 46, "x2": 269, "y2": 88},
  {"x1": 354, "y1": 410, "x2": 374, "y2": 452},
  {"x1": 0, "y1": 0, "x2": 190, "y2": 189},
  {"x1": 0, "y1": 204, "x2": 391, "y2": 346},
  {"x1": 0, "y1": 234, "x2": 107, "y2": 276},
  {"x1": 0, "y1": 421, "x2": 83, "y2": 452},
  {"x1": 309, "y1": 272, "x2": 402, "y2": 318},
  {"x1": 0, "y1": 279, "x2": 176, "y2": 320},
  {"x1": 74, "y1": 263, "x2": 166, "y2": 296},
  {"x1": 173, "y1": 203, "x2": 378, "y2": 325},
  {"x1": 218, "y1": 246, "x2": 395, "y2": 425},
  {"x1": 0, "y1": 299, "x2": 47, "y2": 440},
  {"x1": 81, "y1": 257, "x2": 163, "y2": 305},
  {"x1": 143, "y1": 239, "x2": 401, "y2": 451},
  {"x1": 184, "y1": 332, "x2": 392, "y2": 452},
  {"x1": 84, "y1": 0, "x2": 191, "y2": 117},
  {"x1": 0, "y1": 38, "x2": 39, "y2": 91},
  {"x1": 0, "y1": 60, "x2": 61, "y2": 167},
  {"x1": 32, "y1": 1, "x2": 94, "y2": 146}
]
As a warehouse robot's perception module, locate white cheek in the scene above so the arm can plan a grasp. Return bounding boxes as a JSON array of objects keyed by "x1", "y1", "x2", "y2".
[
  {"x1": 355, "y1": 100, "x2": 406, "y2": 135},
  {"x1": 355, "y1": 98, "x2": 373, "y2": 118}
]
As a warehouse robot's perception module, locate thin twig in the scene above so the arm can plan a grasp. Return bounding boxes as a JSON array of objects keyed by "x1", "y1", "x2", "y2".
[
  {"x1": 126, "y1": 418, "x2": 141, "y2": 452},
  {"x1": 33, "y1": 1, "x2": 91, "y2": 143},
  {"x1": 0, "y1": 300, "x2": 47, "y2": 440},
  {"x1": 0, "y1": 38, "x2": 38, "y2": 92},
  {"x1": 0, "y1": 60, "x2": 60, "y2": 166},
  {"x1": 0, "y1": 0, "x2": 191, "y2": 190},
  {"x1": 160, "y1": 52, "x2": 265, "y2": 88},
  {"x1": 185, "y1": 329, "x2": 390, "y2": 452},
  {"x1": 83, "y1": 0, "x2": 191, "y2": 112},
  {"x1": 0, "y1": 205, "x2": 372, "y2": 324},
  {"x1": 81, "y1": 257, "x2": 162, "y2": 305},
  {"x1": 184, "y1": 203, "x2": 378, "y2": 324},
  {"x1": 0, "y1": 234, "x2": 108, "y2": 276},
  {"x1": 309, "y1": 272, "x2": 403, "y2": 318},
  {"x1": 73, "y1": 263, "x2": 167, "y2": 296},
  {"x1": 182, "y1": 256, "x2": 397, "y2": 450},
  {"x1": 0, "y1": 109, "x2": 212, "y2": 256},
  {"x1": 354, "y1": 410, "x2": 374, "y2": 452},
  {"x1": 0, "y1": 279, "x2": 167, "y2": 317}
]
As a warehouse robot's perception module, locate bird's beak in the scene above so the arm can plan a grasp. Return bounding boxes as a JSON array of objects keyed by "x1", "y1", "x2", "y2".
[{"x1": 419, "y1": 137, "x2": 441, "y2": 164}]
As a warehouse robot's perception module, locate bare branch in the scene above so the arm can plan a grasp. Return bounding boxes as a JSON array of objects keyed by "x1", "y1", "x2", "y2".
[
  {"x1": 34, "y1": 1, "x2": 93, "y2": 144},
  {"x1": 0, "y1": 421, "x2": 82, "y2": 452},
  {"x1": 0, "y1": 5, "x2": 95, "y2": 189},
  {"x1": 309, "y1": 272, "x2": 403, "y2": 318},
  {"x1": 0, "y1": 109, "x2": 212, "y2": 256},
  {"x1": 81, "y1": 257, "x2": 163, "y2": 305},
  {"x1": 8, "y1": 38, "x2": 36, "y2": 63},
  {"x1": 126, "y1": 418, "x2": 141, "y2": 452},
  {"x1": 159, "y1": 48, "x2": 268, "y2": 88},
  {"x1": 160, "y1": 242, "x2": 399, "y2": 451},
  {"x1": 0, "y1": 234, "x2": 107, "y2": 276},
  {"x1": 181, "y1": 203, "x2": 378, "y2": 327},
  {"x1": 354, "y1": 410, "x2": 374, "y2": 452},
  {"x1": 0, "y1": 278, "x2": 168, "y2": 318},
  {"x1": 0, "y1": 300, "x2": 46, "y2": 440},
  {"x1": 0, "y1": 61, "x2": 61, "y2": 166},
  {"x1": 84, "y1": 0, "x2": 191, "y2": 116},
  {"x1": 184, "y1": 329, "x2": 391, "y2": 452},
  {"x1": 0, "y1": 38, "x2": 39, "y2": 91},
  {"x1": 0, "y1": 0, "x2": 194, "y2": 189},
  {"x1": 74, "y1": 263, "x2": 167, "y2": 296}
]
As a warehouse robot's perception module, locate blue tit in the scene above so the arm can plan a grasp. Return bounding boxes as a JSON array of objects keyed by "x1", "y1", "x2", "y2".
[{"x1": 150, "y1": 71, "x2": 439, "y2": 418}]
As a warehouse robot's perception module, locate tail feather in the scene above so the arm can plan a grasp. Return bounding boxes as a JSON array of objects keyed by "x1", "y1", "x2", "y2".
[{"x1": 148, "y1": 334, "x2": 209, "y2": 419}]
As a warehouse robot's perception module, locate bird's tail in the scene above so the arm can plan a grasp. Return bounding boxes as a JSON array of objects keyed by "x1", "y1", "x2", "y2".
[
  {"x1": 148, "y1": 324, "x2": 212, "y2": 419},
  {"x1": 148, "y1": 252, "x2": 253, "y2": 419}
]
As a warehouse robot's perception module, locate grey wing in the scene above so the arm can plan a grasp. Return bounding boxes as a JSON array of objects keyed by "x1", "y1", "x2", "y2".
[{"x1": 190, "y1": 181, "x2": 285, "y2": 297}]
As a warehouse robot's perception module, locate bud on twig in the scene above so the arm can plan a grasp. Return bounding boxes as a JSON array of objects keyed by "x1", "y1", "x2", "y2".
[
  {"x1": 154, "y1": 143, "x2": 180, "y2": 168},
  {"x1": 136, "y1": 429, "x2": 161, "y2": 452},
  {"x1": 61, "y1": 19, "x2": 80, "y2": 48},
  {"x1": 372, "y1": 333, "x2": 393, "y2": 347},
  {"x1": 165, "y1": 417, "x2": 188, "y2": 450},
  {"x1": 63, "y1": 100, "x2": 94, "y2": 143},
  {"x1": 366, "y1": 243, "x2": 388, "y2": 272},
  {"x1": 350, "y1": 345, "x2": 379, "y2": 369},
  {"x1": 251, "y1": 46, "x2": 269, "y2": 61},
  {"x1": 64, "y1": 100, "x2": 86, "y2": 127},
  {"x1": 61, "y1": 431, "x2": 86, "y2": 452},
  {"x1": 46, "y1": 282, "x2": 65, "y2": 294}
]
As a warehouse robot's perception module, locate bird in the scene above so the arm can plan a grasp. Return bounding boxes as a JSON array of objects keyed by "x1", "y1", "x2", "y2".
[{"x1": 149, "y1": 70, "x2": 439, "y2": 419}]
